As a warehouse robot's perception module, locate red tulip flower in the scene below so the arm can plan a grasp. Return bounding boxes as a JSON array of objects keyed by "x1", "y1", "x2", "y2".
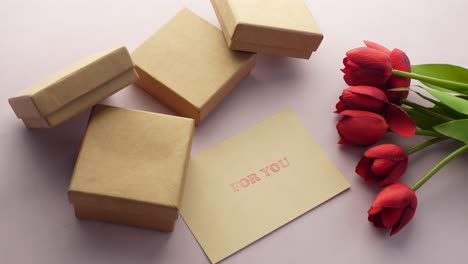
[
  {"x1": 364, "y1": 41, "x2": 412, "y2": 103},
  {"x1": 335, "y1": 86, "x2": 389, "y2": 113},
  {"x1": 368, "y1": 182, "x2": 417, "y2": 236},
  {"x1": 336, "y1": 87, "x2": 416, "y2": 138},
  {"x1": 342, "y1": 47, "x2": 393, "y2": 86},
  {"x1": 356, "y1": 144, "x2": 408, "y2": 187},
  {"x1": 337, "y1": 110, "x2": 388, "y2": 146}
]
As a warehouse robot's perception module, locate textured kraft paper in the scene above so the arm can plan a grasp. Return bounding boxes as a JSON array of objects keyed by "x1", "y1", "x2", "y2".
[
  {"x1": 8, "y1": 47, "x2": 138, "y2": 128},
  {"x1": 68, "y1": 105, "x2": 194, "y2": 231},
  {"x1": 132, "y1": 8, "x2": 256, "y2": 125},
  {"x1": 211, "y1": 0, "x2": 324, "y2": 59},
  {"x1": 180, "y1": 110, "x2": 350, "y2": 263}
]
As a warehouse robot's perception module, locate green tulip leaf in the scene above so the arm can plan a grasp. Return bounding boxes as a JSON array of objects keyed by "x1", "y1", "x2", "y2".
[
  {"x1": 434, "y1": 119, "x2": 468, "y2": 144},
  {"x1": 403, "y1": 107, "x2": 445, "y2": 130},
  {"x1": 412, "y1": 88, "x2": 468, "y2": 119},
  {"x1": 424, "y1": 88, "x2": 468, "y2": 115},
  {"x1": 411, "y1": 64, "x2": 468, "y2": 95}
]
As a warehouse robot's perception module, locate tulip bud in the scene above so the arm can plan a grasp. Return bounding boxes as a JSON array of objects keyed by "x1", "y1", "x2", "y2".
[
  {"x1": 342, "y1": 47, "x2": 393, "y2": 86},
  {"x1": 356, "y1": 144, "x2": 408, "y2": 187},
  {"x1": 368, "y1": 182, "x2": 417, "y2": 236},
  {"x1": 336, "y1": 110, "x2": 388, "y2": 146},
  {"x1": 336, "y1": 86, "x2": 389, "y2": 113}
]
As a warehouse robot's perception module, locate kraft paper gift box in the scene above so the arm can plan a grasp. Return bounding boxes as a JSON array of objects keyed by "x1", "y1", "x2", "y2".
[
  {"x1": 211, "y1": 0, "x2": 324, "y2": 59},
  {"x1": 8, "y1": 47, "x2": 138, "y2": 128},
  {"x1": 132, "y1": 8, "x2": 256, "y2": 125},
  {"x1": 68, "y1": 105, "x2": 194, "y2": 232}
]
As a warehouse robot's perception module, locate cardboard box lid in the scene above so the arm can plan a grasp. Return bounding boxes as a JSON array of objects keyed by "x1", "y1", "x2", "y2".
[
  {"x1": 132, "y1": 8, "x2": 255, "y2": 115},
  {"x1": 211, "y1": 0, "x2": 323, "y2": 54},
  {"x1": 9, "y1": 47, "x2": 135, "y2": 122},
  {"x1": 68, "y1": 105, "x2": 194, "y2": 219}
]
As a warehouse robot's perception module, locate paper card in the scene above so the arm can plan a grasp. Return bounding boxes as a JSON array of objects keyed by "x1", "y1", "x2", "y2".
[{"x1": 180, "y1": 110, "x2": 350, "y2": 263}]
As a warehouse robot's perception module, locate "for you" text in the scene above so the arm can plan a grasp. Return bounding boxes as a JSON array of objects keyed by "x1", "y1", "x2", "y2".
[{"x1": 229, "y1": 157, "x2": 290, "y2": 192}]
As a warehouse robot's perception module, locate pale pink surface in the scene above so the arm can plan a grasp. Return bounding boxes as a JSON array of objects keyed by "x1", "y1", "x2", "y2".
[{"x1": 1, "y1": 1, "x2": 468, "y2": 263}]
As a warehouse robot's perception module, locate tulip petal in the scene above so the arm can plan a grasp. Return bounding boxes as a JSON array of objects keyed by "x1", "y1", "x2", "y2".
[
  {"x1": 344, "y1": 69, "x2": 391, "y2": 87},
  {"x1": 340, "y1": 89, "x2": 387, "y2": 113},
  {"x1": 355, "y1": 157, "x2": 374, "y2": 181},
  {"x1": 364, "y1": 40, "x2": 391, "y2": 55},
  {"x1": 346, "y1": 86, "x2": 389, "y2": 103},
  {"x1": 385, "y1": 104, "x2": 416, "y2": 137},
  {"x1": 382, "y1": 207, "x2": 405, "y2": 228},
  {"x1": 386, "y1": 48, "x2": 411, "y2": 103},
  {"x1": 368, "y1": 213, "x2": 386, "y2": 228},
  {"x1": 378, "y1": 161, "x2": 408, "y2": 187},
  {"x1": 343, "y1": 57, "x2": 362, "y2": 71},
  {"x1": 344, "y1": 47, "x2": 393, "y2": 86},
  {"x1": 371, "y1": 182, "x2": 416, "y2": 209},
  {"x1": 371, "y1": 159, "x2": 398, "y2": 176},
  {"x1": 368, "y1": 206, "x2": 383, "y2": 215},
  {"x1": 337, "y1": 110, "x2": 388, "y2": 146},
  {"x1": 390, "y1": 205, "x2": 417, "y2": 236},
  {"x1": 364, "y1": 144, "x2": 407, "y2": 161},
  {"x1": 338, "y1": 138, "x2": 349, "y2": 144},
  {"x1": 390, "y1": 48, "x2": 411, "y2": 73},
  {"x1": 335, "y1": 100, "x2": 348, "y2": 113}
]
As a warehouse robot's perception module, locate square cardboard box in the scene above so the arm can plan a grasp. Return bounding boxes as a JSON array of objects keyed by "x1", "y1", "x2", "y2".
[
  {"x1": 68, "y1": 105, "x2": 194, "y2": 232},
  {"x1": 132, "y1": 8, "x2": 256, "y2": 125},
  {"x1": 211, "y1": 0, "x2": 324, "y2": 59},
  {"x1": 8, "y1": 47, "x2": 138, "y2": 128}
]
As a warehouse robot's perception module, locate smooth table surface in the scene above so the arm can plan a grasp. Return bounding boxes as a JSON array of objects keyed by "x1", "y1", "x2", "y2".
[{"x1": 1, "y1": 0, "x2": 467, "y2": 263}]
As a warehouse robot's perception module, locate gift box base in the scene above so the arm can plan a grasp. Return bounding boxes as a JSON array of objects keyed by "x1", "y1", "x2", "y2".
[
  {"x1": 69, "y1": 192, "x2": 178, "y2": 232},
  {"x1": 134, "y1": 56, "x2": 256, "y2": 125},
  {"x1": 230, "y1": 40, "x2": 314, "y2": 59}
]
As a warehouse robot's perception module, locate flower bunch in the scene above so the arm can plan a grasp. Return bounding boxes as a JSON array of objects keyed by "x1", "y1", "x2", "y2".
[{"x1": 336, "y1": 41, "x2": 468, "y2": 236}]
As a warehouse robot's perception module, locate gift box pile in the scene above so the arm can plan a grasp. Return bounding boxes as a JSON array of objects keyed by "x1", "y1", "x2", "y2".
[{"x1": 8, "y1": 1, "x2": 323, "y2": 232}]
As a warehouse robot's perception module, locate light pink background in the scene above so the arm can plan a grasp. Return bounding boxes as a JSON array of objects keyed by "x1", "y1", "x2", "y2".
[{"x1": 1, "y1": 0, "x2": 467, "y2": 263}]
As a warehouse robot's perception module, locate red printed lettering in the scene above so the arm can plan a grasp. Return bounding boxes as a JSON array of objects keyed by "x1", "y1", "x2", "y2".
[
  {"x1": 229, "y1": 156, "x2": 291, "y2": 192},
  {"x1": 240, "y1": 178, "x2": 250, "y2": 188},
  {"x1": 247, "y1": 173, "x2": 262, "y2": 184},
  {"x1": 270, "y1": 162, "x2": 280, "y2": 172},
  {"x1": 278, "y1": 157, "x2": 290, "y2": 168}
]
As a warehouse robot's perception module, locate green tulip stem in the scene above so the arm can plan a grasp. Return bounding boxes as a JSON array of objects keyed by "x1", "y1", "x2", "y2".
[
  {"x1": 411, "y1": 144, "x2": 468, "y2": 191},
  {"x1": 406, "y1": 137, "x2": 447, "y2": 155},
  {"x1": 401, "y1": 99, "x2": 454, "y2": 122},
  {"x1": 415, "y1": 129, "x2": 445, "y2": 138},
  {"x1": 393, "y1": 70, "x2": 468, "y2": 90}
]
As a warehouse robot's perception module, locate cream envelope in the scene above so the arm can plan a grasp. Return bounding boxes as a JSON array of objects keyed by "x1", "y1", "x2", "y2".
[{"x1": 180, "y1": 110, "x2": 350, "y2": 263}]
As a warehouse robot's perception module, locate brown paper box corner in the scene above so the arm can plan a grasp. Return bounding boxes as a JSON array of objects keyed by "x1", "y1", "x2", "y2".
[
  {"x1": 132, "y1": 8, "x2": 256, "y2": 125},
  {"x1": 211, "y1": 0, "x2": 324, "y2": 59},
  {"x1": 8, "y1": 47, "x2": 138, "y2": 128},
  {"x1": 68, "y1": 105, "x2": 194, "y2": 232}
]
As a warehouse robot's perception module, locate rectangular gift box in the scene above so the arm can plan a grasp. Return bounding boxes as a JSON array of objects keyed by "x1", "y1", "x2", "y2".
[
  {"x1": 211, "y1": 0, "x2": 324, "y2": 59},
  {"x1": 8, "y1": 47, "x2": 138, "y2": 128},
  {"x1": 132, "y1": 8, "x2": 256, "y2": 125},
  {"x1": 68, "y1": 105, "x2": 194, "y2": 231}
]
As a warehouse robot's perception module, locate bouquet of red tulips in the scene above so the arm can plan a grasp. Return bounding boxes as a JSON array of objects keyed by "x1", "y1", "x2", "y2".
[{"x1": 336, "y1": 41, "x2": 468, "y2": 235}]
